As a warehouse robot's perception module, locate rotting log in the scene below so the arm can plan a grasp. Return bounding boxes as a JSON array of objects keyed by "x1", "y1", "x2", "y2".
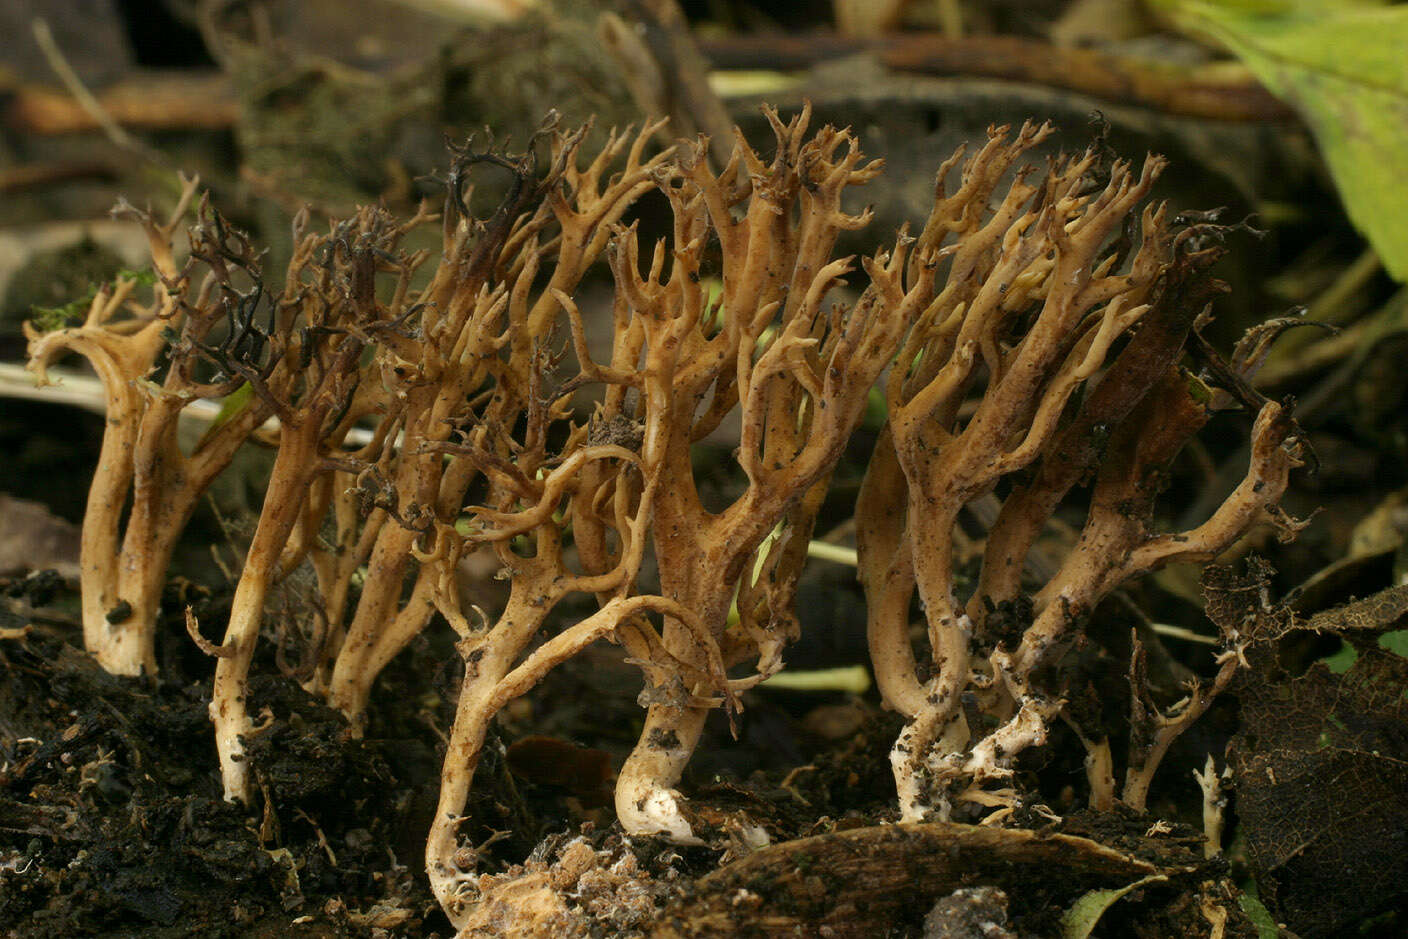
[{"x1": 649, "y1": 821, "x2": 1184, "y2": 938}]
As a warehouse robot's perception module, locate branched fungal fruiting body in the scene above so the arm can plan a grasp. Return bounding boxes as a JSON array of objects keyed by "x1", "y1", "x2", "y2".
[
  {"x1": 26, "y1": 176, "x2": 280, "y2": 678},
  {"x1": 855, "y1": 123, "x2": 1303, "y2": 821},
  {"x1": 30, "y1": 106, "x2": 1302, "y2": 931},
  {"x1": 606, "y1": 104, "x2": 942, "y2": 844}
]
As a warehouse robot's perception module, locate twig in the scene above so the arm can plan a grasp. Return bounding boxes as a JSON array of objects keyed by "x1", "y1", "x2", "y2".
[
  {"x1": 185, "y1": 607, "x2": 234, "y2": 658},
  {"x1": 30, "y1": 19, "x2": 167, "y2": 165}
]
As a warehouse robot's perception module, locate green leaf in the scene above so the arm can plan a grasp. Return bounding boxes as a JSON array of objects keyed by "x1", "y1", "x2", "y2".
[
  {"x1": 1061, "y1": 874, "x2": 1167, "y2": 939},
  {"x1": 1320, "y1": 627, "x2": 1408, "y2": 675},
  {"x1": 28, "y1": 298, "x2": 91, "y2": 332},
  {"x1": 1380, "y1": 628, "x2": 1408, "y2": 657},
  {"x1": 1238, "y1": 889, "x2": 1280, "y2": 939},
  {"x1": 26, "y1": 267, "x2": 157, "y2": 333},
  {"x1": 196, "y1": 382, "x2": 254, "y2": 451},
  {"x1": 1322, "y1": 639, "x2": 1358, "y2": 673},
  {"x1": 761, "y1": 664, "x2": 872, "y2": 693},
  {"x1": 863, "y1": 385, "x2": 888, "y2": 430},
  {"x1": 1156, "y1": 0, "x2": 1408, "y2": 280}
]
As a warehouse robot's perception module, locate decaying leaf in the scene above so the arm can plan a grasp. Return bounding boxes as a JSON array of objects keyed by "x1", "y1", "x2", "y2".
[
  {"x1": 1230, "y1": 645, "x2": 1408, "y2": 934},
  {"x1": 0, "y1": 493, "x2": 79, "y2": 579},
  {"x1": 1201, "y1": 554, "x2": 1296, "y2": 645},
  {"x1": 1204, "y1": 559, "x2": 1408, "y2": 934}
]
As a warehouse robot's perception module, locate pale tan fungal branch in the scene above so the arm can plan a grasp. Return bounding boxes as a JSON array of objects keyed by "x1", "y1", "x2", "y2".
[
  {"x1": 1061, "y1": 327, "x2": 1308, "y2": 814},
  {"x1": 420, "y1": 380, "x2": 684, "y2": 926},
  {"x1": 212, "y1": 116, "x2": 679, "y2": 805},
  {"x1": 321, "y1": 116, "x2": 674, "y2": 726},
  {"x1": 25, "y1": 175, "x2": 282, "y2": 678},
  {"x1": 599, "y1": 104, "x2": 941, "y2": 844},
  {"x1": 855, "y1": 123, "x2": 1304, "y2": 821},
  {"x1": 209, "y1": 202, "x2": 427, "y2": 803},
  {"x1": 1119, "y1": 629, "x2": 1238, "y2": 812},
  {"x1": 1193, "y1": 754, "x2": 1230, "y2": 859}
]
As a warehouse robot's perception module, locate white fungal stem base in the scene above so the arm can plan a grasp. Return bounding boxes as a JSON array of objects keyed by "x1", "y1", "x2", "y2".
[{"x1": 615, "y1": 703, "x2": 708, "y2": 844}]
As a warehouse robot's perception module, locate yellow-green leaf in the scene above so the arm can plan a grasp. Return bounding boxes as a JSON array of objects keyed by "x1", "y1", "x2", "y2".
[
  {"x1": 196, "y1": 382, "x2": 254, "y2": 450},
  {"x1": 1157, "y1": 0, "x2": 1408, "y2": 280},
  {"x1": 761, "y1": 664, "x2": 872, "y2": 693},
  {"x1": 1061, "y1": 874, "x2": 1168, "y2": 939},
  {"x1": 1238, "y1": 890, "x2": 1280, "y2": 939}
]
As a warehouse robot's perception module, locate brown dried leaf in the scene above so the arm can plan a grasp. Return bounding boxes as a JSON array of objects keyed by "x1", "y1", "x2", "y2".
[
  {"x1": 1229, "y1": 646, "x2": 1408, "y2": 935},
  {"x1": 1207, "y1": 560, "x2": 1408, "y2": 934},
  {"x1": 0, "y1": 493, "x2": 79, "y2": 578},
  {"x1": 1200, "y1": 556, "x2": 1294, "y2": 645}
]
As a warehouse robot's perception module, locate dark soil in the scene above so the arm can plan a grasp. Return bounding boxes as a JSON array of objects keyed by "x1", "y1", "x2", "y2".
[
  {"x1": 2, "y1": 567, "x2": 1262, "y2": 939},
  {"x1": 0, "y1": 576, "x2": 445, "y2": 937}
]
